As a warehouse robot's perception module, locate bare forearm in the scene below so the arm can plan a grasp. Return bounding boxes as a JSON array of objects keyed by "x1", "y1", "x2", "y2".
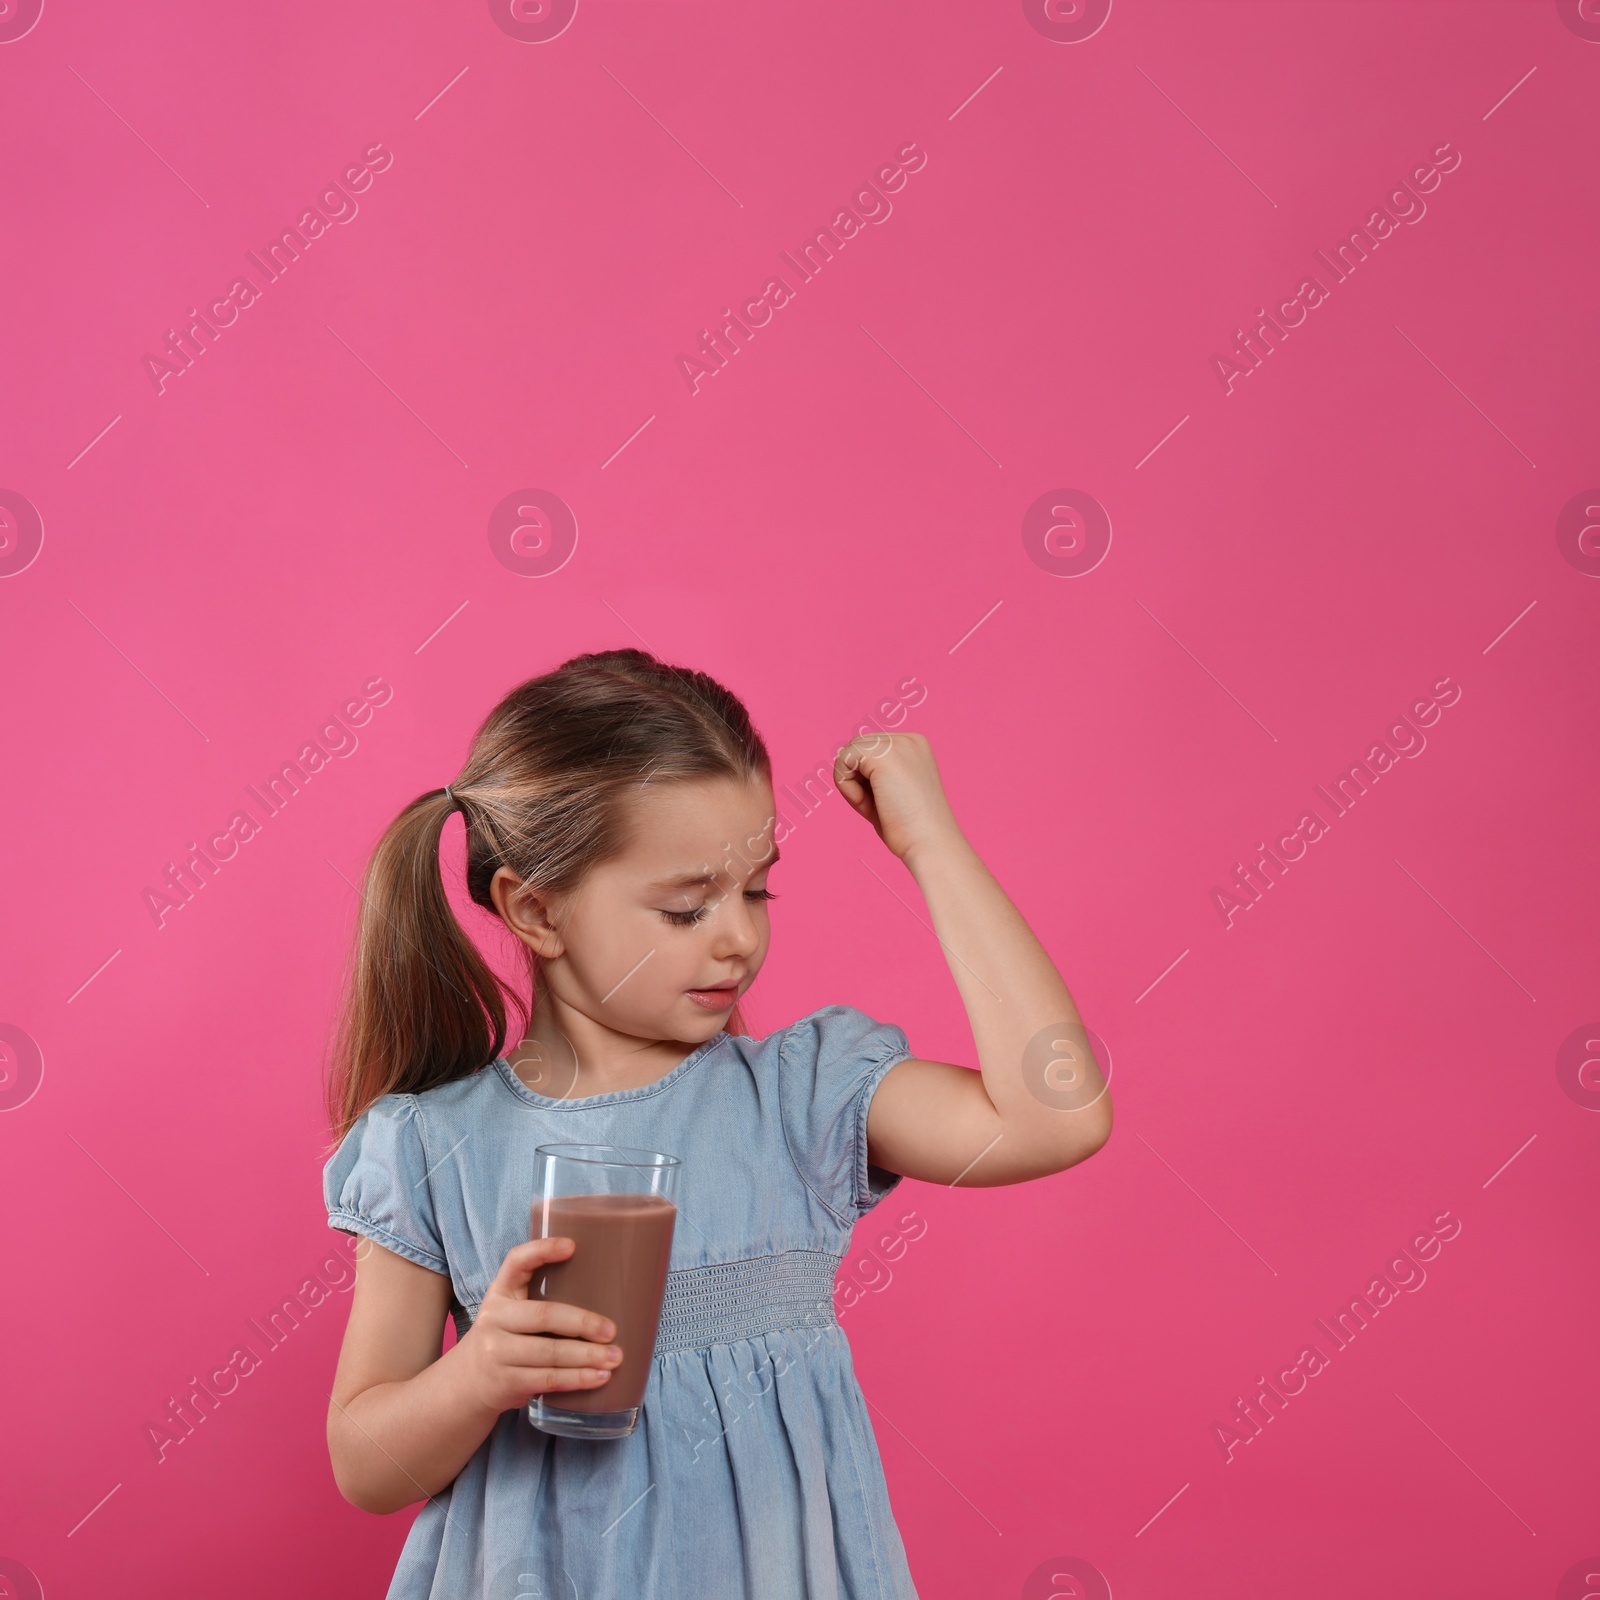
[
  {"x1": 330, "y1": 1343, "x2": 502, "y2": 1514},
  {"x1": 905, "y1": 829, "x2": 1110, "y2": 1149},
  {"x1": 329, "y1": 1237, "x2": 623, "y2": 1514}
]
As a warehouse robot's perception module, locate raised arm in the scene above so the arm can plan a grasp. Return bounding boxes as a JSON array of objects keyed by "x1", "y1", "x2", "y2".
[{"x1": 834, "y1": 732, "x2": 1112, "y2": 1189}]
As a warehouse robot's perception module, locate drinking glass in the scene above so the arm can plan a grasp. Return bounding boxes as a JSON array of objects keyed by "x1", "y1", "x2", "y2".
[{"x1": 526, "y1": 1143, "x2": 680, "y2": 1440}]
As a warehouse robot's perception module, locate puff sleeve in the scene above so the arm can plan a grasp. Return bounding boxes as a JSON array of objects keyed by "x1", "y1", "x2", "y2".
[
  {"x1": 323, "y1": 1093, "x2": 449, "y2": 1276},
  {"x1": 779, "y1": 1005, "x2": 915, "y2": 1225}
]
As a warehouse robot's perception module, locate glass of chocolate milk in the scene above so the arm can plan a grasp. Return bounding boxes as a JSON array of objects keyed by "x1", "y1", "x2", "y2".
[{"x1": 526, "y1": 1143, "x2": 680, "y2": 1440}]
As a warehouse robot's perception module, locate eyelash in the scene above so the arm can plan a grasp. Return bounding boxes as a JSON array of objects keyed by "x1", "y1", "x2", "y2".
[{"x1": 661, "y1": 889, "x2": 778, "y2": 927}]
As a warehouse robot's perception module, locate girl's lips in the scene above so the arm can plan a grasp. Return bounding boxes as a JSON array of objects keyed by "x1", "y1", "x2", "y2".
[{"x1": 685, "y1": 984, "x2": 739, "y2": 1010}]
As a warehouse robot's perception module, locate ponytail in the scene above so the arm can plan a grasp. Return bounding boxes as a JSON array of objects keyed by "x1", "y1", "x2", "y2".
[
  {"x1": 327, "y1": 788, "x2": 512, "y2": 1142},
  {"x1": 326, "y1": 648, "x2": 771, "y2": 1142}
]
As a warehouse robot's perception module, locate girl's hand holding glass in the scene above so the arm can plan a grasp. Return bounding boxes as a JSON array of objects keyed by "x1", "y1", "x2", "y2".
[{"x1": 460, "y1": 1238, "x2": 623, "y2": 1411}]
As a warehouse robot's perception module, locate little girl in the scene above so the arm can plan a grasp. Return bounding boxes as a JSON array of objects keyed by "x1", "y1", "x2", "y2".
[{"x1": 324, "y1": 649, "x2": 1111, "y2": 1599}]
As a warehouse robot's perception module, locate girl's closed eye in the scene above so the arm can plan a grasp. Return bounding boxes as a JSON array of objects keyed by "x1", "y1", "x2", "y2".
[{"x1": 660, "y1": 888, "x2": 778, "y2": 927}]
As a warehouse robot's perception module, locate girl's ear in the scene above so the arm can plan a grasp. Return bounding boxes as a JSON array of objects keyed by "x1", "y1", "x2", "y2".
[{"x1": 490, "y1": 866, "x2": 565, "y2": 958}]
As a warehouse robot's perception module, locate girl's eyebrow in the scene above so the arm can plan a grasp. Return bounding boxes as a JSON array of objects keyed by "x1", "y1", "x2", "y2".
[
  {"x1": 649, "y1": 846, "x2": 780, "y2": 890},
  {"x1": 652, "y1": 870, "x2": 717, "y2": 890}
]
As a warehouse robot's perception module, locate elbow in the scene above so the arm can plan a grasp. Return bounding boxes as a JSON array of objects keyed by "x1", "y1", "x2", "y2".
[
  {"x1": 1056, "y1": 1096, "x2": 1112, "y2": 1171},
  {"x1": 1089, "y1": 1092, "x2": 1113, "y2": 1151},
  {"x1": 1003, "y1": 1097, "x2": 1112, "y2": 1183},
  {"x1": 329, "y1": 1420, "x2": 418, "y2": 1516},
  {"x1": 358, "y1": 1493, "x2": 412, "y2": 1517},
  {"x1": 1081, "y1": 1095, "x2": 1113, "y2": 1159},
  {"x1": 333, "y1": 1465, "x2": 413, "y2": 1517},
  {"x1": 338, "y1": 1481, "x2": 381, "y2": 1514}
]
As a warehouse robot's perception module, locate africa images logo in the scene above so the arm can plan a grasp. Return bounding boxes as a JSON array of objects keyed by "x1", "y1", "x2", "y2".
[
  {"x1": 1021, "y1": 489, "x2": 1112, "y2": 578},
  {"x1": 1021, "y1": 0, "x2": 1113, "y2": 44},
  {"x1": 1555, "y1": 489, "x2": 1600, "y2": 576},
  {"x1": 1211, "y1": 676, "x2": 1462, "y2": 927},
  {"x1": 488, "y1": 0, "x2": 577, "y2": 43},
  {"x1": 141, "y1": 678, "x2": 394, "y2": 927},
  {"x1": 0, "y1": 0, "x2": 43, "y2": 44},
  {"x1": 675, "y1": 143, "x2": 929, "y2": 395},
  {"x1": 1210, "y1": 143, "x2": 1462, "y2": 395},
  {"x1": 142, "y1": 145, "x2": 395, "y2": 396},
  {"x1": 0, "y1": 488, "x2": 44, "y2": 577},
  {"x1": 487, "y1": 489, "x2": 579, "y2": 577}
]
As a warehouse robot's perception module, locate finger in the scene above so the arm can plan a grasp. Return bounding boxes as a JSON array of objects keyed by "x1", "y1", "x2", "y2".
[
  {"x1": 497, "y1": 1297, "x2": 619, "y2": 1343},
  {"x1": 838, "y1": 730, "x2": 893, "y2": 775},
  {"x1": 835, "y1": 776, "x2": 876, "y2": 824},
  {"x1": 833, "y1": 746, "x2": 869, "y2": 797},
  {"x1": 502, "y1": 1334, "x2": 623, "y2": 1369},
  {"x1": 526, "y1": 1366, "x2": 615, "y2": 1393},
  {"x1": 834, "y1": 740, "x2": 890, "y2": 805},
  {"x1": 833, "y1": 738, "x2": 872, "y2": 789},
  {"x1": 484, "y1": 1237, "x2": 577, "y2": 1303}
]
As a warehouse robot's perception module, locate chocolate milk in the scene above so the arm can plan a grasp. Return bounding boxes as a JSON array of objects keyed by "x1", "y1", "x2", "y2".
[{"x1": 530, "y1": 1193, "x2": 677, "y2": 1412}]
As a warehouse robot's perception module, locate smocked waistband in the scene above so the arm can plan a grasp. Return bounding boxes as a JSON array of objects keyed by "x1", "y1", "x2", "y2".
[
  {"x1": 452, "y1": 1249, "x2": 843, "y2": 1354},
  {"x1": 652, "y1": 1249, "x2": 841, "y2": 1355}
]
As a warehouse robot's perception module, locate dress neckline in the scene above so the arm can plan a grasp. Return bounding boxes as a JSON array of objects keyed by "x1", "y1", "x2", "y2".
[{"x1": 492, "y1": 1030, "x2": 729, "y2": 1110}]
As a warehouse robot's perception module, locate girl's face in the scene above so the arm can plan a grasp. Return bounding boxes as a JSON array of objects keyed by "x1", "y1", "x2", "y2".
[{"x1": 518, "y1": 774, "x2": 779, "y2": 1046}]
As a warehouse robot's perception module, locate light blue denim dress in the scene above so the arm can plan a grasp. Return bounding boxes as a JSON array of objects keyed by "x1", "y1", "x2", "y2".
[{"x1": 324, "y1": 1005, "x2": 922, "y2": 1600}]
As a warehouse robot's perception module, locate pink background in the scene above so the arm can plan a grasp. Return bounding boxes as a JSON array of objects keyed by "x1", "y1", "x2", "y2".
[{"x1": 2, "y1": 0, "x2": 1597, "y2": 1595}]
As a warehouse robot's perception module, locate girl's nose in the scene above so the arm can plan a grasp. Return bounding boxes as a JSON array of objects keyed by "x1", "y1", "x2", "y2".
[{"x1": 710, "y1": 898, "x2": 761, "y2": 957}]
